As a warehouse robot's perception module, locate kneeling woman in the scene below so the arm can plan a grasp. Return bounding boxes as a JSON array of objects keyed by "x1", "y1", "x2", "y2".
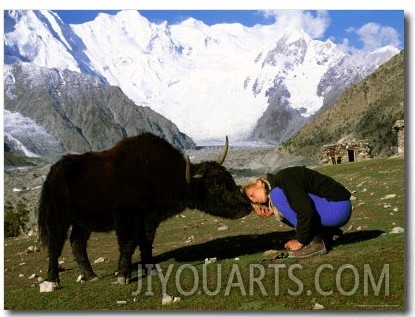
[{"x1": 243, "y1": 166, "x2": 352, "y2": 258}]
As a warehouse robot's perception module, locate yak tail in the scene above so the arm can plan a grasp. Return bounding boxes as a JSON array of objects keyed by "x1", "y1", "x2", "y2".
[
  {"x1": 37, "y1": 177, "x2": 52, "y2": 248},
  {"x1": 37, "y1": 172, "x2": 69, "y2": 249}
]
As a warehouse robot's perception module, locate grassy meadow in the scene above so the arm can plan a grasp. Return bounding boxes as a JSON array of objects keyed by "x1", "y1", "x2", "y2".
[{"x1": 4, "y1": 156, "x2": 405, "y2": 311}]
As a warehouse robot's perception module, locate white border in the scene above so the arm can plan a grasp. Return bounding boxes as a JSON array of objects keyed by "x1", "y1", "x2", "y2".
[{"x1": 1, "y1": 1, "x2": 413, "y2": 316}]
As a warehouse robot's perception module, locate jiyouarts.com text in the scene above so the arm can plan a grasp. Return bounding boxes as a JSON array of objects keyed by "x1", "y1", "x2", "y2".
[{"x1": 133, "y1": 263, "x2": 390, "y2": 297}]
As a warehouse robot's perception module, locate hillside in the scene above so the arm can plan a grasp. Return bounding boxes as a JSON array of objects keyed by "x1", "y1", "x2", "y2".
[
  {"x1": 277, "y1": 50, "x2": 404, "y2": 161},
  {"x1": 4, "y1": 157, "x2": 404, "y2": 310}
]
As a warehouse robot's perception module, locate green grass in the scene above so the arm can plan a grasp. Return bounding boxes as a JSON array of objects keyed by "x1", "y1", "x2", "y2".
[{"x1": 4, "y1": 157, "x2": 405, "y2": 311}]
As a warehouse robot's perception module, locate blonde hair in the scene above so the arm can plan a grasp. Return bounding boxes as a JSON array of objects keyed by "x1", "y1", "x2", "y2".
[
  {"x1": 241, "y1": 177, "x2": 272, "y2": 196},
  {"x1": 241, "y1": 177, "x2": 263, "y2": 201},
  {"x1": 240, "y1": 178, "x2": 262, "y2": 213},
  {"x1": 242, "y1": 178, "x2": 285, "y2": 222}
]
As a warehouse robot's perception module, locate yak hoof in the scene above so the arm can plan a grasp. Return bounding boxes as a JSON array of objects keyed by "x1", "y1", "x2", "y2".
[{"x1": 117, "y1": 276, "x2": 130, "y2": 285}]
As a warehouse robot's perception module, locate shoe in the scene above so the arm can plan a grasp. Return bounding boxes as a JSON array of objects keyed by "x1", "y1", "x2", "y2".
[{"x1": 287, "y1": 236, "x2": 327, "y2": 259}]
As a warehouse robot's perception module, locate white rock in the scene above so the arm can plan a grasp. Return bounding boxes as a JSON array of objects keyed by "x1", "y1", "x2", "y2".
[
  {"x1": 76, "y1": 275, "x2": 83, "y2": 282},
  {"x1": 381, "y1": 194, "x2": 397, "y2": 200},
  {"x1": 390, "y1": 227, "x2": 404, "y2": 234},
  {"x1": 162, "y1": 293, "x2": 173, "y2": 305},
  {"x1": 28, "y1": 273, "x2": 36, "y2": 279},
  {"x1": 357, "y1": 181, "x2": 366, "y2": 187},
  {"x1": 26, "y1": 246, "x2": 40, "y2": 253},
  {"x1": 162, "y1": 293, "x2": 180, "y2": 305},
  {"x1": 204, "y1": 257, "x2": 217, "y2": 264},
  {"x1": 312, "y1": 302, "x2": 324, "y2": 310},
  {"x1": 39, "y1": 281, "x2": 57, "y2": 293},
  {"x1": 116, "y1": 300, "x2": 127, "y2": 305},
  {"x1": 218, "y1": 225, "x2": 229, "y2": 231},
  {"x1": 94, "y1": 257, "x2": 106, "y2": 264},
  {"x1": 186, "y1": 235, "x2": 195, "y2": 243}
]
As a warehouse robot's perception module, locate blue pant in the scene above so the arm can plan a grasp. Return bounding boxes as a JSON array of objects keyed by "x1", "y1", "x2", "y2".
[{"x1": 270, "y1": 187, "x2": 352, "y2": 228}]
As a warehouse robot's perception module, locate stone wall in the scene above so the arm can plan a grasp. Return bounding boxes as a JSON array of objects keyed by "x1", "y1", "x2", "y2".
[
  {"x1": 322, "y1": 139, "x2": 372, "y2": 164},
  {"x1": 392, "y1": 119, "x2": 404, "y2": 154}
]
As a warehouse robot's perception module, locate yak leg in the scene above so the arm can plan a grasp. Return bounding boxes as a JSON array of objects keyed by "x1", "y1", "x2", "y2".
[
  {"x1": 116, "y1": 239, "x2": 138, "y2": 284},
  {"x1": 115, "y1": 219, "x2": 138, "y2": 285},
  {"x1": 70, "y1": 224, "x2": 97, "y2": 281},
  {"x1": 137, "y1": 222, "x2": 157, "y2": 276},
  {"x1": 115, "y1": 213, "x2": 157, "y2": 283},
  {"x1": 46, "y1": 225, "x2": 69, "y2": 286}
]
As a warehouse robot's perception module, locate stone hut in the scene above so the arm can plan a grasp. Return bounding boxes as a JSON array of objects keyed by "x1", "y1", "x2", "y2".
[
  {"x1": 391, "y1": 119, "x2": 404, "y2": 154},
  {"x1": 322, "y1": 139, "x2": 372, "y2": 165}
]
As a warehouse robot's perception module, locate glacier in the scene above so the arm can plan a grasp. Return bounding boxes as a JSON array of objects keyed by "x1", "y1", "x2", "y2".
[{"x1": 4, "y1": 110, "x2": 65, "y2": 158}]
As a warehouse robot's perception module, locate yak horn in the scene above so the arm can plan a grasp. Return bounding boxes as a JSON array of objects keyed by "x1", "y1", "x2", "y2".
[
  {"x1": 185, "y1": 155, "x2": 191, "y2": 184},
  {"x1": 216, "y1": 136, "x2": 229, "y2": 165}
]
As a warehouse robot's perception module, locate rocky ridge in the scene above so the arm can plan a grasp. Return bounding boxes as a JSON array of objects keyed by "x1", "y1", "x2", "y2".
[{"x1": 4, "y1": 63, "x2": 195, "y2": 162}]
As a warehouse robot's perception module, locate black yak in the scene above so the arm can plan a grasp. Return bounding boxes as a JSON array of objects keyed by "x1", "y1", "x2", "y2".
[{"x1": 37, "y1": 133, "x2": 251, "y2": 286}]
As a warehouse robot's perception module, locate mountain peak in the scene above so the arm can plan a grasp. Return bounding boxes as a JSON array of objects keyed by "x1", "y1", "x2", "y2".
[
  {"x1": 4, "y1": 10, "x2": 400, "y2": 145},
  {"x1": 180, "y1": 17, "x2": 208, "y2": 29}
]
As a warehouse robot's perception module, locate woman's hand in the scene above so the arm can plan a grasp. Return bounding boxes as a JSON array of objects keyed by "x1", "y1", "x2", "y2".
[
  {"x1": 284, "y1": 239, "x2": 304, "y2": 251},
  {"x1": 252, "y1": 205, "x2": 274, "y2": 218}
]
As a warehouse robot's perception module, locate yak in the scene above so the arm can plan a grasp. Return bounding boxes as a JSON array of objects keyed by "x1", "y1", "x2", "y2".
[{"x1": 37, "y1": 132, "x2": 252, "y2": 286}]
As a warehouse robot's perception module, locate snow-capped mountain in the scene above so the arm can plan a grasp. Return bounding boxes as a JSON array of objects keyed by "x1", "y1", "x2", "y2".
[{"x1": 4, "y1": 10, "x2": 399, "y2": 145}]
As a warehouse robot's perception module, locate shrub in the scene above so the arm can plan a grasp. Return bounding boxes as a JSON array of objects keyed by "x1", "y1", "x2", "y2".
[{"x1": 4, "y1": 203, "x2": 29, "y2": 237}]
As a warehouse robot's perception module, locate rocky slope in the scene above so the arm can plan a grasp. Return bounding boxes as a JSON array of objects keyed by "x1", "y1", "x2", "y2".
[
  {"x1": 4, "y1": 63, "x2": 195, "y2": 162},
  {"x1": 276, "y1": 50, "x2": 405, "y2": 161}
]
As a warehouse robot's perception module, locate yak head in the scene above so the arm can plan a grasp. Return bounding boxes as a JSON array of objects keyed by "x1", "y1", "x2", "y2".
[{"x1": 185, "y1": 136, "x2": 252, "y2": 219}]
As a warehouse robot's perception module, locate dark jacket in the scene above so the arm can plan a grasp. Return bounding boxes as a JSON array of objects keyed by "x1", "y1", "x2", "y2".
[{"x1": 266, "y1": 166, "x2": 351, "y2": 245}]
